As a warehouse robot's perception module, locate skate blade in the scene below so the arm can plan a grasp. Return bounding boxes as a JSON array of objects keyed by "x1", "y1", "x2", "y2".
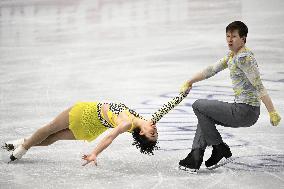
[
  {"x1": 207, "y1": 157, "x2": 234, "y2": 170},
  {"x1": 7, "y1": 157, "x2": 18, "y2": 164},
  {"x1": 7, "y1": 160, "x2": 18, "y2": 164},
  {"x1": 179, "y1": 165, "x2": 198, "y2": 174},
  {"x1": 7, "y1": 160, "x2": 13, "y2": 164}
]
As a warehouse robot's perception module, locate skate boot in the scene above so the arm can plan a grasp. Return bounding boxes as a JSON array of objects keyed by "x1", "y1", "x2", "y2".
[
  {"x1": 9, "y1": 145, "x2": 27, "y2": 162},
  {"x1": 2, "y1": 138, "x2": 25, "y2": 151},
  {"x1": 205, "y1": 142, "x2": 232, "y2": 170},
  {"x1": 179, "y1": 148, "x2": 205, "y2": 173}
]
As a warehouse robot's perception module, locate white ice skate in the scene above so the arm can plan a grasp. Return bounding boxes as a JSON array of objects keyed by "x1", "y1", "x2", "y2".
[
  {"x1": 2, "y1": 138, "x2": 25, "y2": 151},
  {"x1": 9, "y1": 145, "x2": 27, "y2": 162}
]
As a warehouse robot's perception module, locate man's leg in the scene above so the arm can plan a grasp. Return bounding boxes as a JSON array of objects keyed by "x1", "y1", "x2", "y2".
[
  {"x1": 192, "y1": 105, "x2": 224, "y2": 146},
  {"x1": 191, "y1": 99, "x2": 259, "y2": 168},
  {"x1": 191, "y1": 123, "x2": 207, "y2": 150},
  {"x1": 179, "y1": 123, "x2": 207, "y2": 172},
  {"x1": 180, "y1": 99, "x2": 259, "y2": 170},
  {"x1": 192, "y1": 99, "x2": 259, "y2": 146}
]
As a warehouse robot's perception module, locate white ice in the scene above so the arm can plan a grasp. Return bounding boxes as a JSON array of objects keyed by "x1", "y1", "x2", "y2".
[{"x1": 0, "y1": 0, "x2": 284, "y2": 189}]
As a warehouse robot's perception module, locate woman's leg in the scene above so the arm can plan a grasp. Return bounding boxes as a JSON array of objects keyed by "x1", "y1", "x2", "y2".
[
  {"x1": 22, "y1": 107, "x2": 72, "y2": 150},
  {"x1": 35, "y1": 129, "x2": 75, "y2": 146},
  {"x1": 3, "y1": 129, "x2": 75, "y2": 151}
]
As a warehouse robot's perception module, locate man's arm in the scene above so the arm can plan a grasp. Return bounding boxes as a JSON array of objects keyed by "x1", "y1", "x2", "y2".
[
  {"x1": 186, "y1": 71, "x2": 206, "y2": 86},
  {"x1": 238, "y1": 55, "x2": 281, "y2": 126},
  {"x1": 180, "y1": 72, "x2": 205, "y2": 94},
  {"x1": 180, "y1": 56, "x2": 228, "y2": 93},
  {"x1": 260, "y1": 94, "x2": 275, "y2": 113},
  {"x1": 261, "y1": 94, "x2": 281, "y2": 126}
]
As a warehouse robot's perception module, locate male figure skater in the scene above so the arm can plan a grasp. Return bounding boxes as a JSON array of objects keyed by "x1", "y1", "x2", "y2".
[{"x1": 179, "y1": 21, "x2": 281, "y2": 172}]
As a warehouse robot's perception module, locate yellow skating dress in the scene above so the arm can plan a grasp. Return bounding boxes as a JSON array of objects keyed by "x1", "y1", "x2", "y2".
[{"x1": 68, "y1": 102, "x2": 141, "y2": 142}]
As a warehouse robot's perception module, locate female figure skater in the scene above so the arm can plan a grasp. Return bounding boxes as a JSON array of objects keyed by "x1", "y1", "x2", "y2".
[
  {"x1": 179, "y1": 21, "x2": 281, "y2": 172},
  {"x1": 3, "y1": 102, "x2": 158, "y2": 165}
]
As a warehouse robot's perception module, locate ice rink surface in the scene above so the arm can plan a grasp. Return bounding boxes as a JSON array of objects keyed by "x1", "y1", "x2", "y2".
[{"x1": 0, "y1": 0, "x2": 284, "y2": 188}]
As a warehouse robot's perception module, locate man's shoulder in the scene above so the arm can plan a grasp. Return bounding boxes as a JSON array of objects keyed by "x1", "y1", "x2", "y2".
[
  {"x1": 237, "y1": 48, "x2": 257, "y2": 65},
  {"x1": 237, "y1": 47, "x2": 254, "y2": 59}
]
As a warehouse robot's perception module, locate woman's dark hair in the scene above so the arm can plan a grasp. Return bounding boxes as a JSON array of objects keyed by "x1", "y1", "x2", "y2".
[
  {"x1": 132, "y1": 128, "x2": 159, "y2": 155},
  {"x1": 226, "y1": 21, "x2": 248, "y2": 43}
]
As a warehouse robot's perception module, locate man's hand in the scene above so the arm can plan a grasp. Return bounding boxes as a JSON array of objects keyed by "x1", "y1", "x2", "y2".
[
  {"x1": 180, "y1": 80, "x2": 192, "y2": 95},
  {"x1": 82, "y1": 153, "x2": 98, "y2": 166},
  {"x1": 269, "y1": 111, "x2": 281, "y2": 126}
]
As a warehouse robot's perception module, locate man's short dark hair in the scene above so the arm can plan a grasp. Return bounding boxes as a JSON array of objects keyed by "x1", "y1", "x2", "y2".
[{"x1": 226, "y1": 21, "x2": 248, "y2": 43}]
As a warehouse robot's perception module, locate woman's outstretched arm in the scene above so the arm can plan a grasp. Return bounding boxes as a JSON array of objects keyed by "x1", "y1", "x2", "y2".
[{"x1": 82, "y1": 122, "x2": 130, "y2": 166}]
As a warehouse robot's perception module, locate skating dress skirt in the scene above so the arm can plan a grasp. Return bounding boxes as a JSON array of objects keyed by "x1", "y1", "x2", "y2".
[{"x1": 69, "y1": 102, "x2": 107, "y2": 142}]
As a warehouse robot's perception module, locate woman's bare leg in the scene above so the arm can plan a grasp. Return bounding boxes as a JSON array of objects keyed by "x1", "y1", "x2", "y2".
[
  {"x1": 3, "y1": 129, "x2": 75, "y2": 151},
  {"x1": 35, "y1": 129, "x2": 75, "y2": 146},
  {"x1": 22, "y1": 107, "x2": 72, "y2": 150}
]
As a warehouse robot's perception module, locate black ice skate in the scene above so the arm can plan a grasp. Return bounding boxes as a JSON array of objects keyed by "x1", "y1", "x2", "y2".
[
  {"x1": 179, "y1": 148, "x2": 205, "y2": 173},
  {"x1": 205, "y1": 142, "x2": 233, "y2": 170},
  {"x1": 2, "y1": 138, "x2": 25, "y2": 151}
]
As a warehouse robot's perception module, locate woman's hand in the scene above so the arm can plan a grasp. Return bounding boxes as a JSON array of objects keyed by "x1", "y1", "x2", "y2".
[
  {"x1": 82, "y1": 153, "x2": 97, "y2": 166},
  {"x1": 180, "y1": 80, "x2": 192, "y2": 95}
]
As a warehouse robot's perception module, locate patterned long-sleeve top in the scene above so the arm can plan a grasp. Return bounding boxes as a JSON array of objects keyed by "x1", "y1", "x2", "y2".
[{"x1": 202, "y1": 47, "x2": 267, "y2": 106}]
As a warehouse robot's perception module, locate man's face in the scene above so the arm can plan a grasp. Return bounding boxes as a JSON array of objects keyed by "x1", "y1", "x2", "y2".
[{"x1": 226, "y1": 30, "x2": 245, "y2": 53}]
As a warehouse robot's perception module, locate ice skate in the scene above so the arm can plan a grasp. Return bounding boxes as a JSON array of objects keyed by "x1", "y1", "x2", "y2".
[
  {"x1": 205, "y1": 142, "x2": 233, "y2": 170},
  {"x1": 179, "y1": 148, "x2": 205, "y2": 173},
  {"x1": 2, "y1": 138, "x2": 25, "y2": 151},
  {"x1": 9, "y1": 145, "x2": 27, "y2": 163}
]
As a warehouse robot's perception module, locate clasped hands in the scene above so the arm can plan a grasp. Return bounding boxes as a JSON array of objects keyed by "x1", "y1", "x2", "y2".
[{"x1": 180, "y1": 80, "x2": 192, "y2": 95}]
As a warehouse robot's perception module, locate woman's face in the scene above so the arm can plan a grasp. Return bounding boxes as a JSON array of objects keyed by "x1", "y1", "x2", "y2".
[{"x1": 139, "y1": 120, "x2": 158, "y2": 141}]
